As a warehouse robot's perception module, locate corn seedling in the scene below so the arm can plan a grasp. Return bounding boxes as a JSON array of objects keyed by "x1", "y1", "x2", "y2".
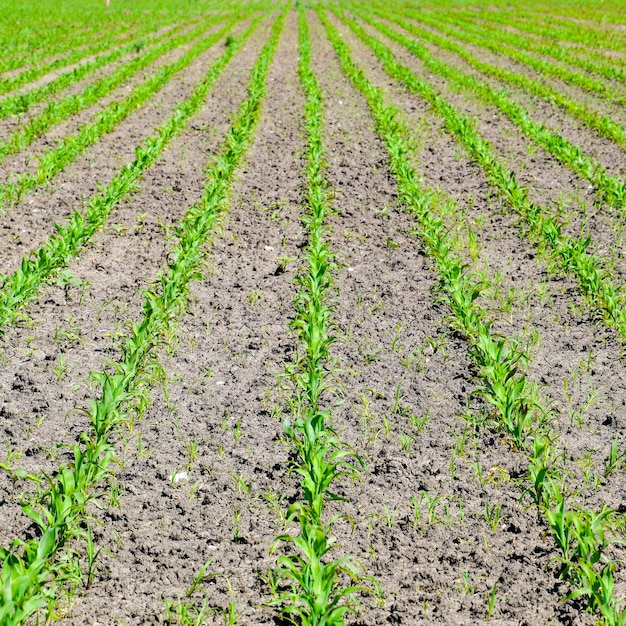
[{"x1": 268, "y1": 10, "x2": 367, "y2": 625}]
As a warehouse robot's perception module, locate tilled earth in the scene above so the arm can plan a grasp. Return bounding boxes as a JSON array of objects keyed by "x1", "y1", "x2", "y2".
[{"x1": 1, "y1": 6, "x2": 625, "y2": 626}]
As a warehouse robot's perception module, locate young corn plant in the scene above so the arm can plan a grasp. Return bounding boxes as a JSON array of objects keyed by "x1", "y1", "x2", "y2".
[
  {"x1": 0, "y1": 11, "x2": 285, "y2": 625},
  {"x1": 0, "y1": 19, "x2": 147, "y2": 96},
  {"x1": 430, "y1": 10, "x2": 626, "y2": 106},
  {"x1": 268, "y1": 10, "x2": 366, "y2": 625},
  {"x1": 439, "y1": 4, "x2": 626, "y2": 55},
  {"x1": 439, "y1": 9, "x2": 626, "y2": 86},
  {"x1": 0, "y1": 19, "x2": 196, "y2": 120}
]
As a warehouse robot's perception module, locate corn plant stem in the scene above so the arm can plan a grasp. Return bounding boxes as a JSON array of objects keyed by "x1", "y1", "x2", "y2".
[
  {"x1": 0, "y1": 10, "x2": 285, "y2": 625},
  {"x1": 269, "y1": 9, "x2": 364, "y2": 625},
  {"x1": 395, "y1": 7, "x2": 626, "y2": 150},
  {"x1": 334, "y1": 8, "x2": 626, "y2": 341},
  {"x1": 356, "y1": 8, "x2": 626, "y2": 211},
  {"x1": 0, "y1": 18, "x2": 227, "y2": 163},
  {"x1": 319, "y1": 10, "x2": 625, "y2": 624},
  {"x1": 0, "y1": 18, "x2": 195, "y2": 121},
  {"x1": 0, "y1": 15, "x2": 263, "y2": 333}
]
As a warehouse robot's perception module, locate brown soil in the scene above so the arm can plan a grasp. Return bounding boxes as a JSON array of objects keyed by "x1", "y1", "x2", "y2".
[{"x1": 1, "y1": 7, "x2": 626, "y2": 626}]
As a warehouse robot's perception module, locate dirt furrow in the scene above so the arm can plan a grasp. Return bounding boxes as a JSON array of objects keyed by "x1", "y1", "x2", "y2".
[
  {"x1": 325, "y1": 9, "x2": 626, "y2": 486},
  {"x1": 2, "y1": 4, "x2": 626, "y2": 625}
]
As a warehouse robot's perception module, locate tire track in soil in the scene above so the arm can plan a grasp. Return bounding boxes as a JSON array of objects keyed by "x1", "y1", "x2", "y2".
[
  {"x1": 0, "y1": 18, "x2": 273, "y2": 560},
  {"x1": 328, "y1": 11, "x2": 626, "y2": 525},
  {"x1": 53, "y1": 11, "x2": 305, "y2": 624},
  {"x1": 308, "y1": 11, "x2": 597, "y2": 625},
  {"x1": 0, "y1": 17, "x2": 264, "y2": 276}
]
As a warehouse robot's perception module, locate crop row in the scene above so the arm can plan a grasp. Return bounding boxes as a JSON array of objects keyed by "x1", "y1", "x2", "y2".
[
  {"x1": 0, "y1": 20, "x2": 191, "y2": 121},
  {"x1": 320, "y1": 7, "x2": 626, "y2": 623},
  {"x1": 0, "y1": 21, "x2": 136, "y2": 79},
  {"x1": 0, "y1": 18, "x2": 217, "y2": 163},
  {"x1": 1, "y1": 3, "x2": 625, "y2": 624},
  {"x1": 335, "y1": 8, "x2": 626, "y2": 345},
  {"x1": 0, "y1": 18, "x2": 224, "y2": 162},
  {"x1": 0, "y1": 11, "x2": 254, "y2": 216},
  {"x1": 387, "y1": 6, "x2": 626, "y2": 150},
  {"x1": 0, "y1": 12, "x2": 265, "y2": 332},
  {"x1": 465, "y1": 14, "x2": 626, "y2": 76},
  {"x1": 0, "y1": 19, "x2": 171, "y2": 97},
  {"x1": 358, "y1": 9, "x2": 626, "y2": 212},
  {"x1": 433, "y1": 10, "x2": 626, "y2": 84},
  {"x1": 430, "y1": 10, "x2": 626, "y2": 93},
  {"x1": 0, "y1": 8, "x2": 282, "y2": 624},
  {"x1": 267, "y1": 9, "x2": 366, "y2": 624},
  {"x1": 162, "y1": 7, "x2": 626, "y2": 623},
  {"x1": 454, "y1": 3, "x2": 626, "y2": 51},
  {"x1": 0, "y1": 0, "x2": 226, "y2": 71}
]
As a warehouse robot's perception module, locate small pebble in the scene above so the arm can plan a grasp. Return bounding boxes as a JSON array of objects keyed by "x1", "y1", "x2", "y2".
[{"x1": 170, "y1": 470, "x2": 188, "y2": 483}]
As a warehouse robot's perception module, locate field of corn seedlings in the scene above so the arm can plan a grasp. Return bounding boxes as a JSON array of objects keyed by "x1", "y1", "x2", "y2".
[{"x1": 2, "y1": 0, "x2": 626, "y2": 623}]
